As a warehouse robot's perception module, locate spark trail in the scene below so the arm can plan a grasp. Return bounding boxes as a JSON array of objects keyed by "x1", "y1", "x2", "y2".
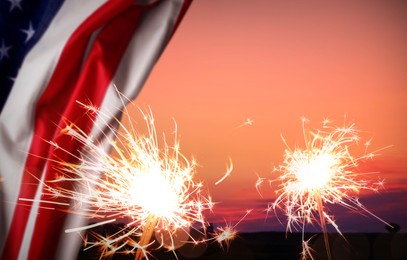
[{"x1": 210, "y1": 209, "x2": 252, "y2": 251}]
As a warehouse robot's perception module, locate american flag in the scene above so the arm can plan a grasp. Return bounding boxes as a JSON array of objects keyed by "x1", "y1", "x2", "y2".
[{"x1": 0, "y1": 0, "x2": 191, "y2": 259}]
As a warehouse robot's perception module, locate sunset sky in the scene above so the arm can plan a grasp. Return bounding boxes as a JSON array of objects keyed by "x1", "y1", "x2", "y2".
[{"x1": 124, "y1": 0, "x2": 407, "y2": 233}]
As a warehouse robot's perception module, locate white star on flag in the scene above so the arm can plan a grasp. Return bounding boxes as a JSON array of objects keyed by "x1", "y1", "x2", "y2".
[
  {"x1": 7, "y1": 0, "x2": 23, "y2": 12},
  {"x1": 21, "y1": 22, "x2": 36, "y2": 43},
  {"x1": 0, "y1": 40, "x2": 12, "y2": 61}
]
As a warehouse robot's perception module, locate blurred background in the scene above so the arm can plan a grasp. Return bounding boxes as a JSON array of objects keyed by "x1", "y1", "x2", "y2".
[{"x1": 121, "y1": 0, "x2": 407, "y2": 234}]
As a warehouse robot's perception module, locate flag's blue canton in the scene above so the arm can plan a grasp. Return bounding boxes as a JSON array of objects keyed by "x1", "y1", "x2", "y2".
[{"x1": 0, "y1": 0, "x2": 65, "y2": 113}]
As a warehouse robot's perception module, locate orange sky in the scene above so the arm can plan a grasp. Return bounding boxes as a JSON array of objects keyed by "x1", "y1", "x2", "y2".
[{"x1": 123, "y1": 0, "x2": 407, "y2": 232}]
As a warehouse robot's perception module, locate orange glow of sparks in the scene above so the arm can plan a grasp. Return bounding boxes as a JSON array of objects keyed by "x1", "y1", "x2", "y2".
[
  {"x1": 264, "y1": 118, "x2": 391, "y2": 260},
  {"x1": 29, "y1": 99, "x2": 213, "y2": 259},
  {"x1": 213, "y1": 224, "x2": 238, "y2": 251},
  {"x1": 211, "y1": 209, "x2": 252, "y2": 251}
]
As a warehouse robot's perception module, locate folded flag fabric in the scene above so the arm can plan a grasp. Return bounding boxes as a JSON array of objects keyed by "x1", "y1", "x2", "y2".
[{"x1": 0, "y1": 0, "x2": 191, "y2": 259}]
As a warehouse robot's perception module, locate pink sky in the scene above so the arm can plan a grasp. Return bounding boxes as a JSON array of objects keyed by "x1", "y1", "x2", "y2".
[{"x1": 123, "y1": 0, "x2": 407, "y2": 232}]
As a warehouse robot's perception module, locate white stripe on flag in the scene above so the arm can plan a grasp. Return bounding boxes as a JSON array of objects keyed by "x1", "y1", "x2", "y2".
[{"x1": 0, "y1": 0, "x2": 107, "y2": 255}]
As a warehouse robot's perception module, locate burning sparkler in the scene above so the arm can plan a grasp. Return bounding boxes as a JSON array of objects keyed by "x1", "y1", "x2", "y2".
[
  {"x1": 27, "y1": 101, "x2": 213, "y2": 259},
  {"x1": 263, "y1": 117, "x2": 391, "y2": 260}
]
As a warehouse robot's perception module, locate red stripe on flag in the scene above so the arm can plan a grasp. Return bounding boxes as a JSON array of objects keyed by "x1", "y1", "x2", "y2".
[
  {"x1": 1, "y1": 0, "x2": 141, "y2": 258},
  {"x1": 29, "y1": 5, "x2": 150, "y2": 260}
]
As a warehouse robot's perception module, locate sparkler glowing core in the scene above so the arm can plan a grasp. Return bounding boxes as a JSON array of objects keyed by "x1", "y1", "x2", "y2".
[
  {"x1": 295, "y1": 153, "x2": 336, "y2": 191},
  {"x1": 269, "y1": 118, "x2": 390, "y2": 260},
  {"x1": 128, "y1": 172, "x2": 179, "y2": 218}
]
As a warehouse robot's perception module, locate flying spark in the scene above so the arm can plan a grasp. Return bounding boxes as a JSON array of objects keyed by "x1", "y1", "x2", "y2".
[
  {"x1": 236, "y1": 118, "x2": 254, "y2": 129},
  {"x1": 211, "y1": 209, "x2": 252, "y2": 251},
  {"x1": 264, "y1": 118, "x2": 391, "y2": 260},
  {"x1": 215, "y1": 157, "x2": 233, "y2": 185}
]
